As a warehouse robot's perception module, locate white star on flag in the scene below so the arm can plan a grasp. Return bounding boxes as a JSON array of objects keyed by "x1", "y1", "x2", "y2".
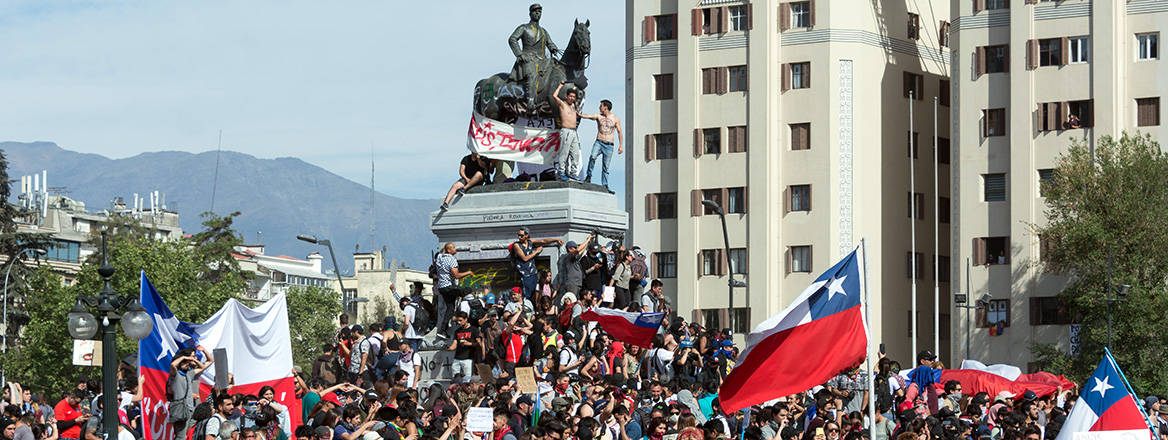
[
  {"x1": 1091, "y1": 376, "x2": 1114, "y2": 398},
  {"x1": 825, "y1": 275, "x2": 848, "y2": 300}
]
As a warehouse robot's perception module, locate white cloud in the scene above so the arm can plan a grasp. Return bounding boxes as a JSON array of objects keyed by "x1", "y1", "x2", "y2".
[{"x1": 0, "y1": 0, "x2": 627, "y2": 200}]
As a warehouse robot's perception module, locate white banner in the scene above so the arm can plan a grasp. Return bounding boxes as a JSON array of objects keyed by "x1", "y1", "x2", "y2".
[{"x1": 466, "y1": 112, "x2": 562, "y2": 165}]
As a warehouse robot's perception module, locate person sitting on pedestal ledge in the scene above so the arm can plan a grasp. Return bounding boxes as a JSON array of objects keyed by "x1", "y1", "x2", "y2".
[{"x1": 440, "y1": 153, "x2": 492, "y2": 211}]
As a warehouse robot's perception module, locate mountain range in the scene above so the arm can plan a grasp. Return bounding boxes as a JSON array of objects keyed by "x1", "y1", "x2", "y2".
[{"x1": 1, "y1": 141, "x2": 439, "y2": 271}]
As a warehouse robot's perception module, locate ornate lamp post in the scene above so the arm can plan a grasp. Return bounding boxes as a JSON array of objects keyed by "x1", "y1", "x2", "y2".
[{"x1": 66, "y1": 232, "x2": 154, "y2": 440}]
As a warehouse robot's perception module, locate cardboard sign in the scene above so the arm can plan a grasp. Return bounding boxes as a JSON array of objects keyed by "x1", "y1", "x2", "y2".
[
  {"x1": 72, "y1": 340, "x2": 102, "y2": 366},
  {"x1": 466, "y1": 407, "x2": 495, "y2": 433},
  {"x1": 477, "y1": 363, "x2": 494, "y2": 382},
  {"x1": 515, "y1": 367, "x2": 538, "y2": 393},
  {"x1": 602, "y1": 286, "x2": 615, "y2": 303},
  {"x1": 213, "y1": 348, "x2": 229, "y2": 389}
]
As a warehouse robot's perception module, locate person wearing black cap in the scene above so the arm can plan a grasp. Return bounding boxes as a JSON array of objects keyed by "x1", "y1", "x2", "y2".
[{"x1": 579, "y1": 243, "x2": 607, "y2": 299}]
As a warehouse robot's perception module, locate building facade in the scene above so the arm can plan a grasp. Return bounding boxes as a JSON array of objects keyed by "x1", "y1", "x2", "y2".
[
  {"x1": 233, "y1": 244, "x2": 331, "y2": 301},
  {"x1": 626, "y1": 0, "x2": 953, "y2": 363},
  {"x1": 334, "y1": 250, "x2": 434, "y2": 327},
  {"x1": 950, "y1": 0, "x2": 1168, "y2": 367}
]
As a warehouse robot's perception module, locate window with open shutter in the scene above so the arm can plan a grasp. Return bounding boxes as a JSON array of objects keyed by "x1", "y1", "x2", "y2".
[
  {"x1": 692, "y1": 9, "x2": 703, "y2": 35},
  {"x1": 939, "y1": 21, "x2": 950, "y2": 47},
  {"x1": 781, "y1": 63, "x2": 792, "y2": 91},
  {"x1": 691, "y1": 190, "x2": 703, "y2": 217},
  {"x1": 779, "y1": 3, "x2": 791, "y2": 31},
  {"x1": 716, "y1": 67, "x2": 729, "y2": 94},
  {"x1": 1138, "y1": 97, "x2": 1161, "y2": 127},
  {"x1": 791, "y1": 123, "x2": 810, "y2": 150},
  {"x1": 693, "y1": 129, "x2": 702, "y2": 158},
  {"x1": 907, "y1": 13, "x2": 920, "y2": 40},
  {"x1": 644, "y1": 16, "x2": 656, "y2": 44},
  {"x1": 973, "y1": 238, "x2": 986, "y2": 266},
  {"x1": 645, "y1": 134, "x2": 656, "y2": 161},
  {"x1": 646, "y1": 193, "x2": 657, "y2": 220},
  {"x1": 702, "y1": 68, "x2": 717, "y2": 95}
]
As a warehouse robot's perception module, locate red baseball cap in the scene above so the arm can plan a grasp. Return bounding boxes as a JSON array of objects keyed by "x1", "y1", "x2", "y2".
[{"x1": 322, "y1": 393, "x2": 342, "y2": 406}]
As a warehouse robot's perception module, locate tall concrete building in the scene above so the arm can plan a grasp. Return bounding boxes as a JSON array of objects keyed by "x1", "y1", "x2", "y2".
[
  {"x1": 625, "y1": 0, "x2": 953, "y2": 363},
  {"x1": 950, "y1": 0, "x2": 1168, "y2": 367}
]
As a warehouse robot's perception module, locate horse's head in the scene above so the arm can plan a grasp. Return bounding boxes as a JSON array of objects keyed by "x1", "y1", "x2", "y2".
[{"x1": 571, "y1": 19, "x2": 591, "y2": 57}]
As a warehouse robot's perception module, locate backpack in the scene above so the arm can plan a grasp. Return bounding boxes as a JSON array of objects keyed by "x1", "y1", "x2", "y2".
[
  {"x1": 641, "y1": 294, "x2": 658, "y2": 313},
  {"x1": 407, "y1": 299, "x2": 438, "y2": 336},
  {"x1": 192, "y1": 413, "x2": 223, "y2": 440},
  {"x1": 464, "y1": 298, "x2": 486, "y2": 323},
  {"x1": 374, "y1": 350, "x2": 402, "y2": 381},
  {"x1": 427, "y1": 251, "x2": 439, "y2": 281},
  {"x1": 559, "y1": 302, "x2": 578, "y2": 329},
  {"x1": 630, "y1": 256, "x2": 648, "y2": 281}
]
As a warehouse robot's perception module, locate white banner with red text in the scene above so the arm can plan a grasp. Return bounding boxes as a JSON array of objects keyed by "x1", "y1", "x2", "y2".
[{"x1": 466, "y1": 112, "x2": 562, "y2": 165}]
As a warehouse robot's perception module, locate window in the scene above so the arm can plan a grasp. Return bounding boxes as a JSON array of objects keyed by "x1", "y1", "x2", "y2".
[
  {"x1": 701, "y1": 249, "x2": 720, "y2": 276},
  {"x1": 654, "y1": 252, "x2": 677, "y2": 278},
  {"x1": 907, "y1": 13, "x2": 920, "y2": 40},
  {"x1": 939, "y1": 21, "x2": 950, "y2": 47},
  {"x1": 973, "y1": 236, "x2": 1010, "y2": 266},
  {"x1": 938, "y1": 137, "x2": 950, "y2": 164},
  {"x1": 728, "y1": 187, "x2": 746, "y2": 214},
  {"x1": 938, "y1": 197, "x2": 950, "y2": 223},
  {"x1": 907, "y1": 131, "x2": 919, "y2": 158},
  {"x1": 790, "y1": 2, "x2": 811, "y2": 28},
  {"x1": 903, "y1": 72, "x2": 923, "y2": 100},
  {"x1": 789, "y1": 246, "x2": 812, "y2": 273},
  {"x1": 701, "y1": 68, "x2": 720, "y2": 95},
  {"x1": 985, "y1": 0, "x2": 1008, "y2": 10},
  {"x1": 1030, "y1": 296, "x2": 1073, "y2": 325},
  {"x1": 907, "y1": 192, "x2": 924, "y2": 219},
  {"x1": 647, "y1": 133, "x2": 678, "y2": 160},
  {"x1": 1037, "y1": 38, "x2": 1062, "y2": 67},
  {"x1": 790, "y1": 123, "x2": 811, "y2": 150},
  {"x1": 644, "y1": 14, "x2": 677, "y2": 43},
  {"x1": 983, "y1": 173, "x2": 1007, "y2": 201},
  {"x1": 728, "y1": 65, "x2": 749, "y2": 92},
  {"x1": 1039, "y1": 233, "x2": 1056, "y2": 263},
  {"x1": 729, "y1": 5, "x2": 749, "y2": 32},
  {"x1": 703, "y1": 128, "x2": 722, "y2": 154},
  {"x1": 983, "y1": 108, "x2": 1006, "y2": 137},
  {"x1": 1069, "y1": 36, "x2": 1089, "y2": 63},
  {"x1": 728, "y1": 248, "x2": 748, "y2": 274},
  {"x1": 977, "y1": 299, "x2": 1010, "y2": 328},
  {"x1": 788, "y1": 185, "x2": 811, "y2": 212},
  {"x1": 1067, "y1": 100, "x2": 1092, "y2": 128},
  {"x1": 1137, "y1": 33, "x2": 1159, "y2": 60},
  {"x1": 1137, "y1": 97, "x2": 1160, "y2": 126},
  {"x1": 645, "y1": 192, "x2": 677, "y2": 220},
  {"x1": 978, "y1": 45, "x2": 1009, "y2": 75},
  {"x1": 934, "y1": 255, "x2": 951, "y2": 282},
  {"x1": 784, "y1": 62, "x2": 811, "y2": 90},
  {"x1": 654, "y1": 74, "x2": 674, "y2": 100},
  {"x1": 701, "y1": 309, "x2": 721, "y2": 331},
  {"x1": 1038, "y1": 168, "x2": 1055, "y2": 197},
  {"x1": 731, "y1": 308, "x2": 750, "y2": 334},
  {"x1": 727, "y1": 126, "x2": 748, "y2": 153},
  {"x1": 46, "y1": 240, "x2": 81, "y2": 263},
  {"x1": 702, "y1": 189, "x2": 723, "y2": 215},
  {"x1": 905, "y1": 252, "x2": 924, "y2": 279},
  {"x1": 939, "y1": 80, "x2": 951, "y2": 107}
]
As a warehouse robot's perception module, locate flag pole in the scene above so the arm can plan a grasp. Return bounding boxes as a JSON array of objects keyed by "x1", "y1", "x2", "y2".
[
  {"x1": 910, "y1": 91, "x2": 918, "y2": 361},
  {"x1": 1106, "y1": 348, "x2": 1155, "y2": 432},
  {"x1": 862, "y1": 239, "x2": 876, "y2": 430},
  {"x1": 933, "y1": 96, "x2": 940, "y2": 359}
]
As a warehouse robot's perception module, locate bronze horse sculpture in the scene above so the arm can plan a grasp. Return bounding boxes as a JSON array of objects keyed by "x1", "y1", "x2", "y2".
[{"x1": 474, "y1": 19, "x2": 591, "y2": 124}]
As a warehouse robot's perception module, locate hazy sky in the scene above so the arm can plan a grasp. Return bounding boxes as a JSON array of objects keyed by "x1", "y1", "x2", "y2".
[{"x1": 0, "y1": 0, "x2": 627, "y2": 202}]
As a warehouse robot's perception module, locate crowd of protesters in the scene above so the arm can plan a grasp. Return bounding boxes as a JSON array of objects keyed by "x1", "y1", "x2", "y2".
[{"x1": 3, "y1": 227, "x2": 1151, "y2": 440}]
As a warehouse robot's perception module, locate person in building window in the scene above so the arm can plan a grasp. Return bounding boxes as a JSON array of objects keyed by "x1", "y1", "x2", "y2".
[{"x1": 1067, "y1": 113, "x2": 1081, "y2": 129}]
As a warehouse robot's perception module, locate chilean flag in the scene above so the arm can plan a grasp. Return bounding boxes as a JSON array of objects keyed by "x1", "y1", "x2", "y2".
[
  {"x1": 939, "y1": 360, "x2": 1075, "y2": 399},
  {"x1": 138, "y1": 272, "x2": 300, "y2": 440},
  {"x1": 580, "y1": 307, "x2": 665, "y2": 348},
  {"x1": 1054, "y1": 352, "x2": 1152, "y2": 440},
  {"x1": 718, "y1": 248, "x2": 867, "y2": 413}
]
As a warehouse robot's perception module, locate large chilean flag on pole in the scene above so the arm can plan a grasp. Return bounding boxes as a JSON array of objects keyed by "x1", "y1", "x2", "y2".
[
  {"x1": 580, "y1": 307, "x2": 666, "y2": 348},
  {"x1": 719, "y1": 248, "x2": 867, "y2": 413},
  {"x1": 138, "y1": 272, "x2": 300, "y2": 440},
  {"x1": 1053, "y1": 351, "x2": 1152, "y2": 440}
]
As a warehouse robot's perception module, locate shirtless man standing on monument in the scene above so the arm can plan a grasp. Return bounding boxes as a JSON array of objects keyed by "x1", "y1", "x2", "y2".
[{"x1": 553, "y1": 81, "x2": 582, "y2": 181}]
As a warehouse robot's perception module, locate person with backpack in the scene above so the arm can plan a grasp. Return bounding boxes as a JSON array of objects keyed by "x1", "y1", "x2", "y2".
[
  {"x1": 195, "y1": 394, "x2": 234, "y2": 440},
  {"x1": 556, "y1": 331, "x2": 583, "y2": 376},
  {"x1": 509, "y1": 226, "x2": 563, "y2": 299},
  {"x1": 347, "y1": 325, "x2": 373, "y2": 385},
  {"x1": 399, "y1": 297, "x2": 425, "y2": 352},
  {"x1": 434, "y1": 243, "x2": 474, "y2": 334},
  {"x1": 167, "y1": 346, "x2": 214, "y2": 437},
  {"x1": 627, "y1": 248, "x2": 649, "y2": 308}
]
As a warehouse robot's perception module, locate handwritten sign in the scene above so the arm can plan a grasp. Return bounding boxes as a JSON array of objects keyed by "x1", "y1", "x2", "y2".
[
  {"x1": 72, "y1": 340, "x2": 102, "y2": 366},
  {"x1": 466, "y1": 407, "x2": 495, "y2": 433},
  {"x1": 467, "y1": 112, "x2": 561, "y2": 165},
  {"x1": 515, "y1": 367, "x2": 538, "y2": 393}
]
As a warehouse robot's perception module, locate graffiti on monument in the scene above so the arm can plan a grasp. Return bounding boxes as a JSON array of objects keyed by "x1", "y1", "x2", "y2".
[{"x1": 457, "y1": 258, "x2": 551, "y2": 291}]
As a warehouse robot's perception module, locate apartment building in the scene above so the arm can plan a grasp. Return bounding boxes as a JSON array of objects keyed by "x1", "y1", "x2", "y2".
[
  {"x1": 626, "y1": 0, "x2": 953, "y2": 363},
  {"x1": 951, "y1": 0, "x2": 1168, "y2": 367}
]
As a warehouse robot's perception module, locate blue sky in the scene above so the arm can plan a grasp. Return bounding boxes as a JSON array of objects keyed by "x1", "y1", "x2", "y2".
[{"x1": 0, "y1": 0, "x2": 627, "y2": 203}]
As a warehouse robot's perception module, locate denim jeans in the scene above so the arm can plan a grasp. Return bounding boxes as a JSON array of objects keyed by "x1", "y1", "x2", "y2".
[{"x1": 585, "y1": 140, "x2": 614, "y2": 187}]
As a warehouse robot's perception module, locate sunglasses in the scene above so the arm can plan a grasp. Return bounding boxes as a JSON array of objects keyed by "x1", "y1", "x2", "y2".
[{"x1": 828, "y1": 429, "x2": 840, "y2": 433}]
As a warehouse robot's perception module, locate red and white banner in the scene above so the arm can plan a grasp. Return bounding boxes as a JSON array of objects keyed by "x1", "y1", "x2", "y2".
[
  {"x1": 466, "y1": 112, "x2": 561, "y2": 165},
  {"x1": 934, "y1": 360, "x2": 1075, "y2": 399}
]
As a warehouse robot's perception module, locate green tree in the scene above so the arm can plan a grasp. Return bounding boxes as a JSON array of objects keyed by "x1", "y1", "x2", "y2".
[
  {"x1": 0, "y1": 149, "x2": 56, "y2": 344},
  {"x1": 286, "y1": 285, "x2": 341, "y2": 373},
  {"x1": 1033, "y1": 133, "x2": 1168, "y2": 394}
]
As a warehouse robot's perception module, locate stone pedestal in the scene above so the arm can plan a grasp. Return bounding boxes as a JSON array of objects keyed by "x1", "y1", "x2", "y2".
[{"x1": 429, "y1": 181, "x2": 628, "y2": 292}]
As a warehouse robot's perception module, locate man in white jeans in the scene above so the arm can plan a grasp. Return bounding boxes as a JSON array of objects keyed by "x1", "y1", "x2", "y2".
[{"x1": 553, "y1": 81, "x2": 582, "y2": 180}]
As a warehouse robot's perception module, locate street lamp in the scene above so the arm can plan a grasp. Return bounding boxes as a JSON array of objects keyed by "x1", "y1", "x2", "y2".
[
  {"x1": 1104, "y1": 248, "x2": 1130, "y2": 348},
  {"x1": 66, "y1": 232, "x2": 153, "y2": 440},
  {"x1": 2, "y1": 247, "x2": 47, "y2": 385},
  {"x1": 701, "y1": 199, "x2": 747, "y2": 338},
  {"x1": 954, "y1": 292, "x2": 990, "y2": 362},
  {"x1": 297, "y1": 234, "x2": 351, "y2": 315}
]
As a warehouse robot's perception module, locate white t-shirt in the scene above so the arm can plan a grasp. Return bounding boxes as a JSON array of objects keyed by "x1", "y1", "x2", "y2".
[
  {"x1": 404, "y1": 304, "x2": 420, "y2": 339},
  {"x1": 504, "y1": 299, "x2": 533, "y2": 316},
  {"x1": 640, "y1": 294, "x2": 658, "y2": 312},
  {"x1": 559, "y1": 347, "x2": 580, "y2": 375},
  {"x1": 398, "y1": 351, "x2": 422, "y2": 388}
]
